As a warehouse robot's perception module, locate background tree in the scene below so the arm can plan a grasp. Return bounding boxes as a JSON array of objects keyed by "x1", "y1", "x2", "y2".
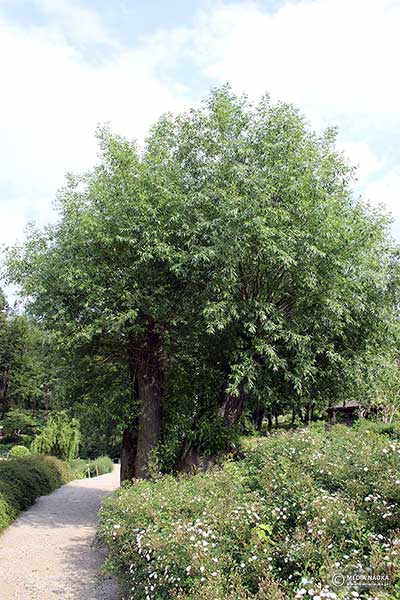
[{"x1": 0, "y1": 289, "x2": 50, "y2": 415}]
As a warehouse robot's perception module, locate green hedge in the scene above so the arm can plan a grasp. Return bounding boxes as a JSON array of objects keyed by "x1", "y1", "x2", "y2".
[
  {"x1": 354, "y1": 418, "x2": 400, "y2": 438},
  {"x1": 0, "y1": 455, "x2": 72, "y2": 533},
  {"x1": 68, "y1": 455, "x2": 113, "y2": 479},
  {"x1": 98, "y1": 426, "x2": 400, "y2": 599}
]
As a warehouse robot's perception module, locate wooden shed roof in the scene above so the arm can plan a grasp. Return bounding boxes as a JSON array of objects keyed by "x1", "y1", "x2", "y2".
[{"x1": 327, "y1": 400, "x2": 360, "y2": 412}]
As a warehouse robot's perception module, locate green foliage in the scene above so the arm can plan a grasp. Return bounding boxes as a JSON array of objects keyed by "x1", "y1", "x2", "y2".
[
  {"x1": 94, "y1": 455, "x2": 114, "y2": 475},
  {"x1": 187, "y1": 416, "x2": 240, "y2": 456},
  {"x1": 68, "y1": 458, "x2": 90, "y2": 479},
  {"x1": 41, "y1": 455, "x2": 74, "y2": 487},
  {"x1": 5, "y1": 88, "x2": 400, "y2": 470},
  {"x1": 99, "y1": 427, "x2": 400, "y2": 599},
  {"x1": 354, "y1": 418, "x2": 400, "y2": 438},
  {"x1": 73, "y1": 396, "x2": 124, "y2": 460},
  {"x1": 9, "y1": 444, "x2": 31, "y2": 457},
  {"x1": 31, "y1": 411, "x2": 80, "y2": 460},
  {"x1": 0, "y1": 292, "x2": 52, "y2": 415},
  {"x1": 0, "y1": 408, "x2": 38, "y2": 444},
  {"x1": 0, "y1": 444, "x2": 12, "y2": 458},
  {"x1": 68, "y1": 455, "x2": 113, "y2": 479},
  {"x1": 0, "y1": 454, "x2": 72, "y2": 533},
  {"x1": 0, "y1": 481, "x2": 19, "y2": 531}
]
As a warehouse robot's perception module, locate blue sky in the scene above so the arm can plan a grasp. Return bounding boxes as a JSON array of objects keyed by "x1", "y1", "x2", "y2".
[{"x1": 0, "y1": 0, "x2": 399, "y2": 263}]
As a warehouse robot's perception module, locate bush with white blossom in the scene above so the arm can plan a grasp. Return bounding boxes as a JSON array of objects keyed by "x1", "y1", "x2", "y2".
[{"x1": 98, "y1": 425, "x2": 400, "y2": 599}]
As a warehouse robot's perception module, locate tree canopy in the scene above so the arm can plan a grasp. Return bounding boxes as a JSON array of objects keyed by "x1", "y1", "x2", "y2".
[{"x1": 7, "y1": 87, "x2": 400, "y2": 478}]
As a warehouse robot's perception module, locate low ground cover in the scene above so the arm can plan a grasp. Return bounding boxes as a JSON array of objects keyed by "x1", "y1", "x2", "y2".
[
  {"x1": 99, "y1": 425, "x2": 400, "y2": 599},
  {"x1": 0, "y1": 454, "x2": 72, "y2": 533}
]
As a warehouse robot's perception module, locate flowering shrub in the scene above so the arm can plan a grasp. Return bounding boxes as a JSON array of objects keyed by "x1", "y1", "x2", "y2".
[{"x1": 98, "y1": 426, "x2": 400, "y2": 599}]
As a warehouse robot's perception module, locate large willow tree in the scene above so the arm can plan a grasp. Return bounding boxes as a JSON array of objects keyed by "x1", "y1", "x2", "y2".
[{"x1": 7, "y1": 87, "x2": 399, "y2": 479}]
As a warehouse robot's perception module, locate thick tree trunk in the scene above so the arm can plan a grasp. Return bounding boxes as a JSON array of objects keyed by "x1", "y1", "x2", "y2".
[
  {"x1": 129, "y1": 321, "x2": 163, "y2": 480},
  {"x1": 177, "y1": 385, "x2": 246, "y2": 474},
  {"x1": 134, "y1": 355, "x2": 162, "y2": 479},
  {"x1": 121, "y1": 321, "x2": 163, "y2": 481},
  {"x1": 176, "y1": 441, "x2": 222, "y2": 473},
  {"x1": 267, "y1": 413, "x2": 273, "y2": 431},
  {"x1": 252, "y1": 406, "x2": 265, "y2": 431},
  {"x1": 120, "y1": 425, "x2": 137, "y2": 483},
  {"x1": 219, "y1": 387, "x2": 246, "y2": 425},
  {"x1": 297, "y1": 405, "x2": 304, "y2": 423},
  {"x1": 274, "y1": 413, "x2": 279, "y2": 429},
  {"x1": 0, "y1": 366, "x2": 10, "y2": 416}
]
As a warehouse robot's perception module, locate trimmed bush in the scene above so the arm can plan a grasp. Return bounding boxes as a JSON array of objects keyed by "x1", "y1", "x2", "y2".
[
  {"x1": 0, "y1": 454, "x2": 72, "y2": 533},
  {"x1": 9, "y1": 445, "x2": 31, "y2": 457},
  {"x1": 98, "y1": 426, "x2": 400, "y2": 599},
  {"x1": 41, "y1": 455, "x2": 74, "y2": 488},
  {"x1": 0, "y1": 481, "x2": 19, "y2": 531}
]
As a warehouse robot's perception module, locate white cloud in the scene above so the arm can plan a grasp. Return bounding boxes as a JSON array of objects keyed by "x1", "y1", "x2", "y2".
[
  {"x1": 191, "y1": 0, "x2": 400, "y2": 121},
  {"x1": 337, "y1": 140, "x2": 383, "y2": 180},
  {"x1": 0, "y1": 13, "x2": 192, "y2": 247},
  {"x1": 0, "y1": 0, "x2": 399, "y2": 256},
  {"x1": 34, "y1": 0, "x2": 118, "y2": 47},
  {"x1": 363, "y1": 171, "x2": 400, "y2": 217},
  {"x1": 189, "y1": 0, "x2": 400, "y2": 232}
]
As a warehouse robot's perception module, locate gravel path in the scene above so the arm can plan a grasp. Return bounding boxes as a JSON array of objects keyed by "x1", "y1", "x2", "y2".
[{"x1": 0, "y1": 466, "x2": 121, "y2": 600}]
